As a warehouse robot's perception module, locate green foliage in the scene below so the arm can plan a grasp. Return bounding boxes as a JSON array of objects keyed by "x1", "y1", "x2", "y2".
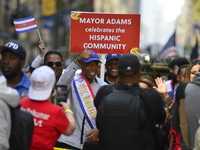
[
  {"x1": 184, "y1": 45, "x2": 192, "y2": 51},
  {"x1": 138, "y1": 54, "x2": 172, "y2": 64},
  {"x1": 191, "y1": 0, "x2": 200, "y2": 20}
]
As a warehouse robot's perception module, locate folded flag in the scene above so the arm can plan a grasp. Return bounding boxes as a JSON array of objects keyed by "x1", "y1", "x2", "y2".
[{"x1": 13, "y1": 16, "x2": 38, "y2": 33}]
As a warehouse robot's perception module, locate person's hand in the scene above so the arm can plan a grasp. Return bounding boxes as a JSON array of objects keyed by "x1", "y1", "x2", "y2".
[
  {"x1": 38, "y1": 40, "x2": 45, "y2": 57},
  {"x1": 76, "y1": 47, "x2": 90, "y2": 63},
  {"x1": 153, "y1": 77, "x2": 167, "y2": 95},
  {"x1": 59, "y1": 98, "x2": 71, "y2": 111},
  {"x1": 85, "y1": 128, "x2": 99, "y2": 141}
]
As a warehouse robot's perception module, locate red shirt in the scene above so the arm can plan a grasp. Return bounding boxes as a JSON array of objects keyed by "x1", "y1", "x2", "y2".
[
  {"x1": 20, "y1": 97, "x2": 69, "y2": 150},
  {"x1": 168, "y1": 126, "x2": 181, "y2": 150}
]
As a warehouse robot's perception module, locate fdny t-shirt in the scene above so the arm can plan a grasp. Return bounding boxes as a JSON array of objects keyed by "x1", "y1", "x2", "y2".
[{"x1": 20, "y1": 97, "x2": 69, "y2": 150}]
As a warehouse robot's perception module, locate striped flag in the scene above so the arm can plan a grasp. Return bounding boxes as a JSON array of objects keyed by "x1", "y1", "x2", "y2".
[
  {"x1": 13, "y1": 16, "x2": 38, "y2": 33},
  {"x1": 158, "y1": 31, "x2": 178, "y2": 59}
]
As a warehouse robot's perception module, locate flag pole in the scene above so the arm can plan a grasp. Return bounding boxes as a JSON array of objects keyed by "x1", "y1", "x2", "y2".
[
  {"x1": 37, "y1": 29, "x2": 42, "y2": 41},
  {"x1": 100, "y1": 54, "x2": 105, "y2": 80}
]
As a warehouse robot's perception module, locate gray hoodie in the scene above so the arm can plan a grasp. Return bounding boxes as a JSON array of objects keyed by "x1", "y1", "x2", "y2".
[
  {"x1": 0, "y1": 76, "x2": 20, "y2": 150},
  {"x1": 184, "y1": 72, "x2": 200, "y2": 150}
]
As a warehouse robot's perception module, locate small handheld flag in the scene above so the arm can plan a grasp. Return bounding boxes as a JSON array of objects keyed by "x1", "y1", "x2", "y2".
[
  {"x1": 13, "y1": 16, "x2": 38, "y2": 33},
  {"x1": 13, "y1": 16, "x2": 42, "y2": 41}
]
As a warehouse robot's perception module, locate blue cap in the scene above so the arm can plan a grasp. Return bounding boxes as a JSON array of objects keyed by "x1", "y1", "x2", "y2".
[
  {"x1": 106, "y1": 54, "x2": 122, "y2": 63},
  {"x1": 0, "y1": 41, "x2": 26, "y2": 59},
  {"x1": 83, "y1": 50, "x2": 101, "y2": 63}
]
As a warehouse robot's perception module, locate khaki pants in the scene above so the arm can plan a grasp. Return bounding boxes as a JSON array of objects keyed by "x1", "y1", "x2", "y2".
[{"x1": 194, "y1": 126, "x2": 200, "y2": 150}]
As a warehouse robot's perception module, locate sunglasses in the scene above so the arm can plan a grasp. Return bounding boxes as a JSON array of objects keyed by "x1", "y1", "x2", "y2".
[{"x1": 47, "y1": 62, "x2": 62, "y2": 67}]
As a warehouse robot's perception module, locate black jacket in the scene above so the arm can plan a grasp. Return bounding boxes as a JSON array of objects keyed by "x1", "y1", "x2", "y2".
[{"x1": 94, "y1": 82, "x2": 166, "y2": 150}]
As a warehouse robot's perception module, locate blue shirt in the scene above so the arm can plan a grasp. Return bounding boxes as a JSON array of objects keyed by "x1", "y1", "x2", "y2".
[{"x1": 0, "y1": 71, "x2": 30, "y2": 97}]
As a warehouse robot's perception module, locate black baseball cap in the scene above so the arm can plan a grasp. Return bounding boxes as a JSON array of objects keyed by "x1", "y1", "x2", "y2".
[
  {"x1": 0, "y1": 41, "x2": 26, "y2": 60},
  {"x1": 118, "y1": 53, "x2": 140, "y2": 75},
  {"x1": 168, "y1": 57, "x2": 189, "y2": 68}
]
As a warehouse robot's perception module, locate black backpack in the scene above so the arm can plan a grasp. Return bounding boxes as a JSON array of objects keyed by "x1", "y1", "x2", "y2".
[
  {"x1": 97, "y1": 86, "x2": 151, "y2": 150},
  {"x1": 9, "y1": 105, "x2": 34, "y2": 150}
]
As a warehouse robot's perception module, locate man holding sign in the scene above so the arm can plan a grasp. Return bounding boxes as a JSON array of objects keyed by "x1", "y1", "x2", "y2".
[{"x1": 55, "y1": 50, "x2": 107, "y2": 150}]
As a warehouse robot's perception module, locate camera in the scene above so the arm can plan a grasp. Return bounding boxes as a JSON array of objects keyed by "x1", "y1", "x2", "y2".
[{"x1": 55, "y1": 85, "x2": 68, "y2": 105}]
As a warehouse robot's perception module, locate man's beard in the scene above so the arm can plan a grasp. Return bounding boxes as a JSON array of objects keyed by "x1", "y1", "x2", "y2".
[{"x1": 4, "y1": 72, "x2": 18, "y2": 79}]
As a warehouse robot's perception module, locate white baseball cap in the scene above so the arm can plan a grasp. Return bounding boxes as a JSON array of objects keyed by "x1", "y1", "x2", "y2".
[{"x1": 28, "y1": 66, "x2": 55, "y2": 101}]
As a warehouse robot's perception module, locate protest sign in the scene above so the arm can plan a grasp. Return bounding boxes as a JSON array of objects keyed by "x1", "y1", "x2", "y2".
[{"x1": 70, "y1": 11, "x2": 140, "y2": 54}]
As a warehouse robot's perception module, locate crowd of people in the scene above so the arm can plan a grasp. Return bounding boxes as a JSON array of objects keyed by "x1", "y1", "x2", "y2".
[{"x1": 0, "y1": 40, "x2": 200, "y2": 150}]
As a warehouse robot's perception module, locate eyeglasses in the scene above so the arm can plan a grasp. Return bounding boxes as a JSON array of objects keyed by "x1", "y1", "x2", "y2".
[
  {"x1": 169, "y1": 66, "x2": 179, "y2": 72},
  {"x1": 107, "y1": 62, "x2": 118, "y2": 66},
  {"x1": 47, "y1": 62, "x2": 62, "y2": 67}
]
